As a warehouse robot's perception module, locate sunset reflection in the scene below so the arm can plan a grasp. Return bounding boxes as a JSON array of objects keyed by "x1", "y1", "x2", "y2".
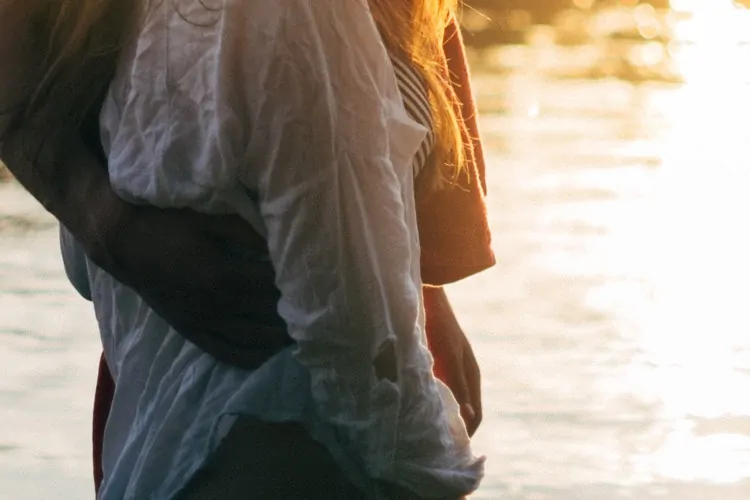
[
  {"x1": 627, "y1": 0, "x2": 750, "y2": 486},
  {"x1": 449, "y1": 0, "x2": 750, "y2": 497}
]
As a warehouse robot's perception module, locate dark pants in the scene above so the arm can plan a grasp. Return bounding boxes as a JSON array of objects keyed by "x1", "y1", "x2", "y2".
[
  {"x1": 175, "y1": 417, "x2": 465, "y2": 500},
  {"x1": 176, "y1": 417, "x2": 369, "y2": 500}
]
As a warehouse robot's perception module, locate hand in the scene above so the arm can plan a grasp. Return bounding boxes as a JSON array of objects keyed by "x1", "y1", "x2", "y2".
[{"x1": 423, "y1": 287, "x2": 482, "y2": 437}]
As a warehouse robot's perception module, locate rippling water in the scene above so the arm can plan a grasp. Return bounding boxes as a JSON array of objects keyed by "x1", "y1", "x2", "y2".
[
  {"x1": 458, "y1": 4, "x2": 750, "y2": 498},
  {"x1": 4, "y1": 4, "x2": 750, "y2": 498},
  {"x1": 0, "y1": 185, "x2": 101, "y2": 498}
]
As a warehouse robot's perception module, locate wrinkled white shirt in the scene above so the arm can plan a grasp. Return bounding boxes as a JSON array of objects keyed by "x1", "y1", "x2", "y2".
[{"x1": 83, "y1": 0, "x2": 484, "y2": 498}]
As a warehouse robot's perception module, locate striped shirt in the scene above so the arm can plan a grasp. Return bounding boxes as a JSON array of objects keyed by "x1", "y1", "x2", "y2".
[{"x1": 391, "y1": 56, "x2": 435, "y2": 177}]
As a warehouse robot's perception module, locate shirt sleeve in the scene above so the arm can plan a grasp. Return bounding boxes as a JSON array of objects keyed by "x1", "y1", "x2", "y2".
[
  {"x1": 59, "y1": 224, "x2": 92, "y2": 301},
  {"x1": 232, "y1": 0, "x2": 483, "y2": 495}
]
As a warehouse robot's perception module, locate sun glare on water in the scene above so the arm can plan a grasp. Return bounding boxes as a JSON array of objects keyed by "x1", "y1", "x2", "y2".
[{"x1": 619, "y1": 0, "x2": 750, "y2": 485}]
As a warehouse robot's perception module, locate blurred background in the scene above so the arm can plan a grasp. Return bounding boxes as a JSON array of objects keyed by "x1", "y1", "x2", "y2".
[{"x1": 3, "y1": 0, "x2": 750, "y2": 498}]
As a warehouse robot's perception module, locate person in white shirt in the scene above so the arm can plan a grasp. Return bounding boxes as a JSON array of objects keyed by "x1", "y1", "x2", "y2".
[{"x1": 0, "y1": 0, "x2": 490, "y2": 498}]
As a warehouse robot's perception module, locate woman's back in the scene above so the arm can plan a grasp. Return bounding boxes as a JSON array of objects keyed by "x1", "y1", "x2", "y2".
[{"x1": 91, "y1": 1, "x2": 483, "y2": 498}]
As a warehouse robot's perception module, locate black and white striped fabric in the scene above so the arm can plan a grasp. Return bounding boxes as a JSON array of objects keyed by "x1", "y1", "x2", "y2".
[{"x1": 391, "y1": 56, "x2": 435, "y2": 177}]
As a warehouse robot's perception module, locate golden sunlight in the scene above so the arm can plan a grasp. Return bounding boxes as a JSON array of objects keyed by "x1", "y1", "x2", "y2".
[{"x1": 622, "y1": 0, "x2": 750, "y2": 485}]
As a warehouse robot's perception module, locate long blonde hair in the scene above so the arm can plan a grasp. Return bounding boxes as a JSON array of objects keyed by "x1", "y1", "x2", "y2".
[{"x1": 7, "y1": 0, "x2": 466, "y2": 190}]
